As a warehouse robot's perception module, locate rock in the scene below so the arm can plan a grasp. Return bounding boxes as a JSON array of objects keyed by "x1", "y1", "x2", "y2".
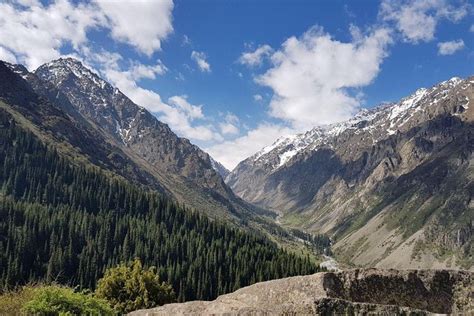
[{"x1": 129, "y1": 269, "x2": 473, "y2": 315}]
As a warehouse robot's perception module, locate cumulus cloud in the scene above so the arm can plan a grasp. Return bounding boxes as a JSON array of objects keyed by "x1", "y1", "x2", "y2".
[
  {"x1": 168, "y1": 95, "x2": 204, "y2": 120},
  {"x1": 219, "y1": 113, "x2": 240, "y2": 135},
  {"x1": 94, "y1": 0, "x2": 173, "y2": 56},
  {"x1": 206, "y1": 123, "x2": 295, "y2": 170},
  {"x1": 128, "y1": 60, "x2": 167, "y2": 80},
  {"x1": 253, "y1": 94, "x2": 263, "y2": 101},
  {"x1": 239, "y1": 44, "x2": 273, "y2": 67},
  {"x1": 0, "y1": 1, "x2": 224, "y2": 145},
  {"x1": 0, "y1": 46, "x2": 17, "y2": 64},
  {"x1": 437, "y1": 39, "x2": 465, "y2": 55},
  {"x1": 0, "y1": 0, "x2": 104, "y2": 69},
  {"x1": 380, "y1": 0, "x2": 469, "y2": 43},
  {"x1": 191, "y1": 51, "x2": 211, "y2": 72},
  {"x1": 256, "y1": 26, "x2": 392, "y2": 130},
  {"x1": 470, "y1": 24, "x2": 474, "y2": 32},
  {"x1": 0, "y1": 1, "x2": 174, "y2": 69}
]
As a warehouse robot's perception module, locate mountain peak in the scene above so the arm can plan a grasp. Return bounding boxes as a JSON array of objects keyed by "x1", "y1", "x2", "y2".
[
  {"x1": 3, "y1": 61, "x2": 29, "y2": 78},
  {"x1": 35, "y1": 57, "x2": 110, "y2": 92}
]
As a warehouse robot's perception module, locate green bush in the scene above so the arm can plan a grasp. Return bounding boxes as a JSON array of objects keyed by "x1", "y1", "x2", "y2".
[
  {"x1": 22, "y1": 285, "x2": 113, "y2": 315},
  {"x1": 96, "y1": 259, "x2": 176, "y2": 314}
]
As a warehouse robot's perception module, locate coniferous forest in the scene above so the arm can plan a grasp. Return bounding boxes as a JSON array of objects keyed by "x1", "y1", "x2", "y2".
[{"x1": 0, "y1": 109, "x2": 320, "y2": 302}]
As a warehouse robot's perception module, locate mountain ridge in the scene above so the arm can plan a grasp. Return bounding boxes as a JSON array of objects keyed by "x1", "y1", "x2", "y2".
[
  {"x1": 1, "y1": 58, "x2": 270, "y2": 226},
  {"x1": 228, "y1": 76, "x2": 469, "y2": 177},
  {"x1": 227, "y1": 75, "x2": 474, "y2": 270}
]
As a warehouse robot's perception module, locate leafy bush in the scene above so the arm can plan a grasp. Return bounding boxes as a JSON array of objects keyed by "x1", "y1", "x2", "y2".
[
  {"x1": 22, "y1": 285, "x2": 113, "y2": 315},
  {"x1": 96, "y1": 259, "x2": 176, "y2": 314}
]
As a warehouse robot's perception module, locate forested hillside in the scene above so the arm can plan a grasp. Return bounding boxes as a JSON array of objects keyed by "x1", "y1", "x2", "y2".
[{"x1": 0, "y1": 108, "x2": 319, "y2": 302}]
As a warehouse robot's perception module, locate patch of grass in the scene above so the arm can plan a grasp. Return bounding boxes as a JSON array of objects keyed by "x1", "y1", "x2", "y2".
[
  {"x1": 336, "y1": 236, "x2": 369, "y2": 264},
  {"x1": 0, "y1": 285, "x2": 36, "y2": 315},
  {"x1": 0, "y1": 285, "x2": 113, "y2": 315}
]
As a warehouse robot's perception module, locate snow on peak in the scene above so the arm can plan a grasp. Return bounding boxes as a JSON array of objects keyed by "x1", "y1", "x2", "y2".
[
  {"x1": 388, "y1": 88, "x2": 428, "y2": 121},
  {"x1": 4, "y1": 62, "x2": 30, "y2": 80},
  {"x1": 441, "y1": 77, "x2": 462, "y2": 86},
  {"x1": 249, "y1": 76, "x2": 469, "y2": 170},
  {"x1": 36, "y1": 58, "x2": 109, "y2": 90}
]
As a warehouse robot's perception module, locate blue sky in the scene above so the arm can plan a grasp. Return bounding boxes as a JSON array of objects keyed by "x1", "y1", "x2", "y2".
[{"x1": 0, "y1": 0, "x2": 473, "y2": 169}]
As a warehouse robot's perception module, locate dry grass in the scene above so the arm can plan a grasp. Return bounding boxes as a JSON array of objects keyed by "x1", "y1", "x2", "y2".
[{"x1": 0, "y1": 285, "x2": 37, "y2": 315}]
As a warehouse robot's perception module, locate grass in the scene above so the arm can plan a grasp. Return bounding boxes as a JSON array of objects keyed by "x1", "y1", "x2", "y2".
[
  {"x1": 0, "y1": 285, "x2": 36, "y2": 315},
  {"x1": 0, "y1": 284, "x2": 113, "y2": 315}
]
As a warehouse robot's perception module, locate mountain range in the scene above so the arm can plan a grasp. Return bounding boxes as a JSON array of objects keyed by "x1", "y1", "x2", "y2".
[
  {"x1": 227, "y1": 76, "x2": 473, "y2": 270},
  {"x1": 1, "y1": 57, "x2": 472, "y2": 271}
]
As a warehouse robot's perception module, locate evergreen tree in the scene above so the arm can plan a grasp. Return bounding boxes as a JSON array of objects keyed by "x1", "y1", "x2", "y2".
[{"x1": 0, "y1": 109, "x2": 322, "y2": 301}]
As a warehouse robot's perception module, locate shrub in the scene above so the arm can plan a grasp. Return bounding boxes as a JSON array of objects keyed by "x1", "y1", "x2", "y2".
[
  {"x1": 96, "y1": 259, "x2": 176, "y2": 314},
  {"x1": 22, "y1": 285, "x2": 113, "y2": 315}
]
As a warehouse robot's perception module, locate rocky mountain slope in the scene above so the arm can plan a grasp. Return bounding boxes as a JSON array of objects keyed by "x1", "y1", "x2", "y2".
[
  {"x1": 130, "y1": 268, "x2": 473, "y2": 315},
  {"x1": 210, "y1": 156, "x2": 230, "y2": 179},
  {"x1": 227, "y1": 76, "x2": 474, "y2": 269},
  {"x1": 0, "y1": 58, "x2": 262, "y2": 225}
]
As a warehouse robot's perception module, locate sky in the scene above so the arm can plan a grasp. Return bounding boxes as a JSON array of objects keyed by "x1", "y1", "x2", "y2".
[{"x1": 0, "y1": 0, "x2": 473, "y2": 170}]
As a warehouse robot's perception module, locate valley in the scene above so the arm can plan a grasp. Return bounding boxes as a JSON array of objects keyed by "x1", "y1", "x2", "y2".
[
  {"x1": 0, "y1": 0, "x2": 473, "y2": 313},
  {"x1": 227, "y1": 76, "x2": 474, "y2": 271},
  {"x1": 0, "y1": 57, "x2": 472, "y2": 314}
]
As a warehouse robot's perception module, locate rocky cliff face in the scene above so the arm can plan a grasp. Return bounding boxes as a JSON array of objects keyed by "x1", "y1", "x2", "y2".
[
  {"x1": 227, "y1": 77, "x2": 474, "y2": 269},
  {"x1": 130, "y1": 269, "x2": 473, "y2": 315},
  {"x1": 34, "y1": 58, "x2": 229, "y2": 195}
]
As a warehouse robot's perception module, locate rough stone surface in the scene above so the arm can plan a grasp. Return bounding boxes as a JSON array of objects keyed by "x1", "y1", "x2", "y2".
[{"x1": 129, "y1": 269, "x2": 473, "y2": 315}]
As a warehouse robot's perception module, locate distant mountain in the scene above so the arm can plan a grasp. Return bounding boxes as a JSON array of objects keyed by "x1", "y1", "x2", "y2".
[
  {"x1": 227, "y1": 77, "x2": 474, "y2": 270},
  {"x1": 0, "y1": 58, "x2": 273, "y2": 228},
  {"x1": 10, "y1": 57, "x2": 266, "y2": 223},
  {"x1": 209, "y1": 156, "x2": 230, "y2": 179}
]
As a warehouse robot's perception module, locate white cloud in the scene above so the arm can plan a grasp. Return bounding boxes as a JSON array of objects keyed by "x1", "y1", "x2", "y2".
[
  {"x1": 129, "y1": 60, "x2": 167, "y2": 81},
  {"x1": 470, "y1": 24, "x2": 474, "y2": 32},
  {"x1": 0, "y1": 0, "x2": 104, "y2": 69},
  {"x1": 94, "y1": 0, "x2": 173, "y2": 56},
  {"x1": 239, "y1": 44, "x2": 273, "y2": 67},
  {"x1": 219, "y1": 113, "x2": 240, "y2": 135},
  {"x1": 380, "y1": 0, "x2": 469, "y2": 43},
  {"x1": 0, "y1": 1, "x2": 223, "y2": 144},
  {"x1": 191, "y1": 51, "x2": 211, "y2": 72},
  {"x1": 219, "y1": 123, "x2": 239, "y2": 135},
  {"x1": 0, "y1": 1, "x2": 174, "y2": 69},
  {"x1": 0, "y1": 46, "x2": 17, "y2": 64},
  {"x1": 256, "y1": 26, "x2": 392, "y2": 130},
  {"x1": 437, "y1": 39, "x2": 465, "y2": 55},
  {"x1": 206, "y1": 123, "x2": 295, "y2": 170},
  {"x1": 168, "y1": 95, "x2": 204, "y2": 120},
  {"x1": 182, "y1": 34, "x2": 191, "y2": 46},
  {"x1": 253, "y1": 94, "x2": 263, "y2": 101}
]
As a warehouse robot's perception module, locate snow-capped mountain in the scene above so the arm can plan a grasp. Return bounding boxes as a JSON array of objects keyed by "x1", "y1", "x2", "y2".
[
  {"x1": 227, "y1": 75, "x2": 474, "y2": 270},
  {"x1": 3, "y1": 58, "x2": 254, "y2": 221},
  {"x1": 242, "y1": 77, "x2": 470, "y2": 173},
  {"x1": 35, "y1": 58, "x2": 164, "y2": 146}
]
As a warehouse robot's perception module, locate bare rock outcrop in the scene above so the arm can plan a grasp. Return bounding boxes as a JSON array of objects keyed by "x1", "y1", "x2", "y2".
[{"x1": 130, "y1": 269, "x2": 473, "y2": 315}]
